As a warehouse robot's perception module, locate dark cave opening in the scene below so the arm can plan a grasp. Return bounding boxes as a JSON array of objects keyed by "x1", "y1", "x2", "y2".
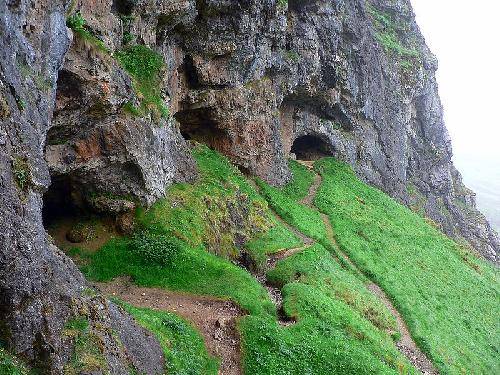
[
  {"x1": 291, "y1": 134, "x2": 332, "y2": 161},
  {"x1": 42, "y1": 175, "x2": 84, "y2": 229},
  {"x1": 113, "y1": 0, "x2": 136, "y2": 15},
  {"x1": 175, "y1": 108, "x2": 229, "y2": 152},
  {"x1": 182, "y1": 55, "x2": 201, "y2": 89},
  {"x1": 42, "y1": 175, "x2": 119, "y2": 250}
]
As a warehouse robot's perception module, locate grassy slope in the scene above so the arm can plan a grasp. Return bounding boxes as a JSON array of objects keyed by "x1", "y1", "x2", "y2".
[
  {"x1": 76, "y1": 149, "x2": 498, "y2": 374},
  {"x1": 241, "y1": 244, "x2": 412, "y2": 375},
  {"x1": 256, "y1": 179, "x2": 327, "y2": 242},
  {"x1": 281, "y1": 160, "x2": 315, "y2": 201},
  {"x1": 137, "y1": 145, "x2": 301, "y2": 263},
  {"x1": 0, "y1": 348, "x2": 28, "y2": 375},
  {"x1": 117, "y1": 301, "x2": 219, "y2": 375},
  {"x1": 314, "y1": 158, "x2": 500, "y2": 374},
  {"x1": 81, "y1": 146, "x2": 304, "y2": 318},
  {"x1": 241, "y1": 165, "x2": 413, "y2": 375}
]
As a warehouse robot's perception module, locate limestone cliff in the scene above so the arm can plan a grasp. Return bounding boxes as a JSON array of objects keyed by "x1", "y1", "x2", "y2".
[{"x1": 0, "y1": 0, "x2": 498, "y2": 372}]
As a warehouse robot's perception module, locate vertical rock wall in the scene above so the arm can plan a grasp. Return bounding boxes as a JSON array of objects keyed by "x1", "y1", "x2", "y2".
[{"x1": 0, "y1": 1, "x2": 164, "y2": 372}]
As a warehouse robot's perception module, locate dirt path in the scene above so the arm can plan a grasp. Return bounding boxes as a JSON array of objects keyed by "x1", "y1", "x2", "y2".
[
  {"x1": 95, "y1": 278, "x2": 243, "y2": 375},
  {"x1": 299, "y1": 166, "x2": 438, "y2": 374},
  {"x1": 367, "y1": 284, "x2": 438, "y2": 375},
  {"x1": 300, "y1": 172, "x2": 322, "y2": 207}
]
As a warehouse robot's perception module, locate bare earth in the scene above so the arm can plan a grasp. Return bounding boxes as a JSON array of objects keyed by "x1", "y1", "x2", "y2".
[{"x1": 95, "y1": 278, "x2": 243, "y2": 375}]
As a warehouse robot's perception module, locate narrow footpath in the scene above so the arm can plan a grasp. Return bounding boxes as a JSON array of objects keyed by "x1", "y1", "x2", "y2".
[
  {"x1": 95, "y1": 278, "x2": 243, "y2": 375},
  {"x1": 297, "y1": 160, "x2": 438, "y2": 374}
]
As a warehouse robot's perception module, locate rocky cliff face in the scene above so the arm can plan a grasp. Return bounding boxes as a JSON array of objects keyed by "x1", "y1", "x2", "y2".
[
  {"x1": 0, "y1": 0, "x2": 498, "y2": 372},
  {"x1": 0, "y1": 1, "x2": 165, "y2": 372}
]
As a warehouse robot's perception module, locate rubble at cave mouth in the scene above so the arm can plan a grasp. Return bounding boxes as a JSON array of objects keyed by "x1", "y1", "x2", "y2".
[{"x1": 291, "y1": 134, "x2": 333, "y2": 161}]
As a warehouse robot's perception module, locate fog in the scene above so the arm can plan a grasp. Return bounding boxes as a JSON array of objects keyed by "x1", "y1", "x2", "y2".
[{"x1": 411, "y1": 0, "x2": 500, "y2": 231}]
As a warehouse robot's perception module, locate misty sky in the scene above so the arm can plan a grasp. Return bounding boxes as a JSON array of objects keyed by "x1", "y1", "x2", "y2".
[
  {"x1": 410, "y1": 0, "x2": 500, "y2": 160},
  {"x1": 410, "y1": 0, "x2": 500, "y2": 231}
]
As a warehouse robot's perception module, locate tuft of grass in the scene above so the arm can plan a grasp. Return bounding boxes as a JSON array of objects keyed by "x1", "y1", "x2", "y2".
[
  {"x1": 115, "y1": 45, "x2": 169, "y2": 119},
  {"x1": 66, "y1": 12, "x2": 109, "y2": 53},
  {"x1": 122, "y1": 100, "x2": 141, "y2": 116},
  {"x1": 281, "y1": 160, "x2": 315, "y2": 201},
  {"x1": 277, "y1": 0, "x2": 288, "y2": 8},
  {"x1": 62, "y1": 316, "x2": 107, "y2": 374},
  {"x1": 12, "y1": 157, "x2": 30, "y2": 191},
  {"x1": 314, "y1": 157, "x2": 500, "y2": 374},
  {"x1": 367, "y1": 4, "x2": 419, "y2": 67},
  {"x1": 117, "y1": 301, "x2": 219, "y2": 375},
  {"x1": 0, "y1": 347, "x2": 28, "y2": 375},
  {"x1": 130, "y1": 231, "x2": 183, "y2": 266},
  {"x1": 284, "y1": 50, "x2": 299, "y2": 63}
]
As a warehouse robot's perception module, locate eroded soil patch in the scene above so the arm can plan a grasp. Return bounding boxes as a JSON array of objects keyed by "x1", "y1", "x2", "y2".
[
  {"x1": 95, "y1": 278, "x2": 243, "y2": 375},
  {"x1": 367, "y1": 284, "x2": 438, "y2": 374}
]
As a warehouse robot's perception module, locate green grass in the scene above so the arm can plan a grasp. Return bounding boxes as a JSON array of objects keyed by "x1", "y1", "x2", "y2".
[
  {"x1": 62, "y1": 316, "x2": 107, "y2": 373},
  {"x1": 0, "y1": 348, "x2": 28, "y2": 375},
  {"x1": 81, "y1": 239, "x2": 274, "y2": 316},
  {"x1": 281, "y1": 160, "x2": 315, "y2": 201},
  {"x1": 241, "y1": 243, "x2": 414, "y2": 374},
  {"x1": 256, "y1": 179, "x2": 327, "y2": 242},
  {"x1": 138, "y1": 145, "x2": 298, "y2": 264},
  {"x1": 115, "y1": 44, "x2": 169, "y2": 119},
  {"x1": 72, "y1": 147, "x2": 499, "y2": 374},
  {"x1": 80, "y1": 146, "x2": 303, "y2": 317},
  {"x1": 314, "y1": 157, "x2": 500, "y2": 374},
  {"x1": 66, "y1": 12, "x2": 109, "y2": 53},
  {"x1": 12, "y1": 157, "x2": 30, "y2": 191},
  {"x1": 117, "y1": 301, "x2": 219, "y2": 375},
  {"x1": 277, "y1": 0, "x2": 288, "y2": 8},
  {"x1": 267, "y1": 244, "x2": 396, "y2": 331}
]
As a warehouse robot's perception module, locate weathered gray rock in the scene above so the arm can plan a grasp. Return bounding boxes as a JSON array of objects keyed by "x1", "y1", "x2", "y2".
[{"x1": 0, "y1": 0, "x2": 164, "y2": 372}]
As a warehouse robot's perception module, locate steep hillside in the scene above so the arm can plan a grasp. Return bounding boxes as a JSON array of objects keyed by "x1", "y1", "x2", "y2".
[
  {"x1": 0, "y1": 0, "x2": 498, "y2": 373},
  {"x1": 54, "y1": 146, "x2": 499, "y2": 374}
]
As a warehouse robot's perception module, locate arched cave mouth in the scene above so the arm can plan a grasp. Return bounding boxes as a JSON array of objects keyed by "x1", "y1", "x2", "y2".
[
  {"x1": 42, "y1": 175, "x2": 119, "y2": 252},
  {"x1": 291, "y1": 134, "x2": 332, "y2": 161}
]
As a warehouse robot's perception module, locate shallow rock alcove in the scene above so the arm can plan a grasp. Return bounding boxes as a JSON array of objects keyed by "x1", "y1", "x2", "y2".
[{"x1": 291, "y1": 134, "x2": 332, "y2": 161}]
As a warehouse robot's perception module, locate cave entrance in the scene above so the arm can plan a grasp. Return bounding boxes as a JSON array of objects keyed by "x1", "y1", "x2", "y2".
[
  {"x1": 291, "y1": 134, "x2": 332, "y2": 161},
  {"x1": 175, "y1": 108, "x2": 229, "y2": 152},
  {"x1": 42, "y1": 175, "x2": 117, "y2": 253},
  {"x1": 42, "y1": 175, "x2": 83, "y2": 229}
]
